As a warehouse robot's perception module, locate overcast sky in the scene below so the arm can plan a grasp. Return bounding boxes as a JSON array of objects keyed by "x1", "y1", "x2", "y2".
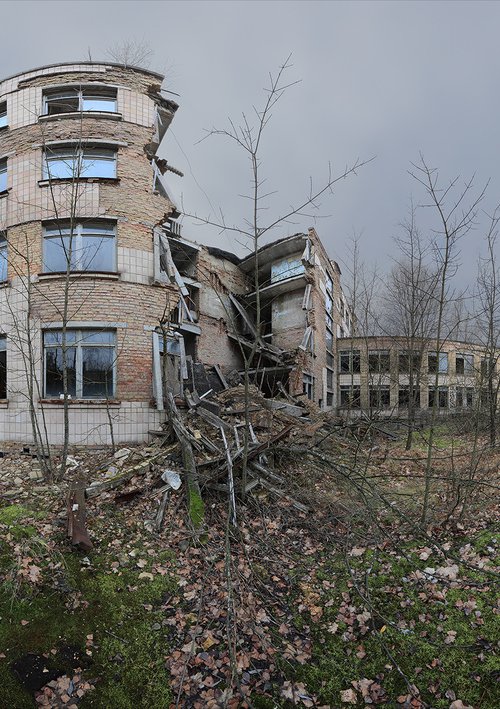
[{"x1": 3, "y1": 0, "x2": 500, "y2": 287}]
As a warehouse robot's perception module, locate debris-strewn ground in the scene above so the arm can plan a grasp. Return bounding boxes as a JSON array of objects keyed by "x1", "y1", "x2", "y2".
[{"x1": 0, "y1": 421, "x2": 498, "y2": 708}]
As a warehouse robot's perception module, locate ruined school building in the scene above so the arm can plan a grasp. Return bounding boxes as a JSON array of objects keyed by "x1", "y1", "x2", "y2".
[{"x1": 0, "y1": 61, "x2": 355, "y2": 445}]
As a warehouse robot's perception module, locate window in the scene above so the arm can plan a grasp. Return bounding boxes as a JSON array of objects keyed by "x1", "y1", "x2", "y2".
[
  {"x1": 326, "y1": 293, "x2": 334, "y2": 314},
  {"x1": 339, "y1": 385, "x2": 361, "y2": 408},
  {"x1": 398, "y1": 386, "x2": 420, "y2": 408},
  {"x1": 428, "y1": 351, "x2": 448, "y2": 374},
  {"x1": 43, "y1": 146, "x2": 117, "y2": 180},
  {"x1": 43, "y1": 87, "x2": 117, "y2": 115},
  {"x1": 0, "y1": 335, "x2": 6, "y2": 398},
  {"x1": 456, "y1": 353, "x2": 474, "y2": 375},
  {"x1": 339, "y1": 350, "x2": 360, "y2": 373},
  {"x1": 303, "y1": 373, "x2": 314, "y2": 400},
  {"x1": 0, "y1": 233, "x2": 6, "y2": 281},
  {"x1": 0, "y1": 158, "x2": 7, "y2": 192},
  {"x1": 44, "y1": 330, "x2": 115, "y2": 399},
  {"x1": 326, "y1": 273, "x2": 334, "y2": 293},
  {"x1": 0, "y1": 103, "x2": 7, "y2": 129},
  {"x1": 399, "y1": 351, "x2": 421, "y2": 373},
  {"x1": 326, "y1": 392, "x2": 334, "y2": 407},
  {"x1": 466, "y1": 388, "x2": 474, "y2": 408},
  {"x1": 368, "y1": 350, "x2": 390, "y2": 373},
  {"x1": 369, "y1": 385, "x2": 390, "y2": 410},
  {"x1": 43, "y1": 221, "x2": 116, "y2": 273},
  {"x1": 270, "y1": 256, "x2": 304, "y2": 283},
  {"x1": 456, "y1": 388, "x2": 463, "y2": 408},
  {"x1": 428, "y1": 386, "x2": 448, "y2": 409},
  {"x1": 480, "y1": 358, "x2": 494, "y2": 378},
  {"x1": 326, "y1": 326, "x2": 334, "y2": 352},
  {"x1": 326, "y1": 368, "x2": 334, "y2": 389}
]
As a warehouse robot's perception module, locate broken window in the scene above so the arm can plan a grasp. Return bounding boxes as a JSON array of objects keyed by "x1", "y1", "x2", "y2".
[
  {"x1": 326, "y1": 273, "x2": 334, "y2": 293},
  {"x1": 428, "y1": 386, "x2": 448, "y2": 409},
  {"x1": 0, "y1": 335, "x2": 6, "y2": 398},
  {"x1": 43, "y1": 221, "x2": 115, "y2": 272},
  {"x1": 369, "y1": 385, "x2": 390, "y2": 409},
  {"x1": 0, "y1": 232, "x2": 6, "y2": 281},
  {"x1": 43, "y1": 87, "x2": 117, "y2": 115},
  {"x1": 44, "y1": 330, "x2": 115, "y2": 399},
  {"x1": 270, "y1": 256, "x2": 304, "y2": 283},
  {"x1": 456, "y1": 353, "x2": 474, "y2": 375},
  {"x1": 428, "y1": 351, "x2": 448, "y2": 374},
  {"x1": 368, "y1": 350, "x2": 390, "y2": 373},
  {"x1": 303, "y1": 372, "x2": 314, "y2": 400},
  {"x1": 326, "y1": 392, "x2": 334, "y2": 407},
  {"x1": 0, "y1": 103, "x2": 7, "y2": 129},
  {"x1": 339, "y1": 385, "x2": 361, "y2": 408},
  {"x1": 339, "y1": 350, "x2": 360, "y2": 374},
  {"x1": 398, "y1": 386, "x2": 420, "y2": 408},
  {"x1": 0, "y1": 158, "x2": 7, "y2": 192},
  {"x1": 43, "y1": 146, "x2": 117, "y2": 180}
]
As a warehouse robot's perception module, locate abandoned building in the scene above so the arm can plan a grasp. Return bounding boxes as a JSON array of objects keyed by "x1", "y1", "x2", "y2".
[
  {"x1": 1, "y1": 61, "x2": 491, "y2": 446},
  {"x1": 338, "y1": 336, "x2": 494, "y2": 415},
  {"x1": 0, "y1": 61, "x2": 355, "y2": 445}
]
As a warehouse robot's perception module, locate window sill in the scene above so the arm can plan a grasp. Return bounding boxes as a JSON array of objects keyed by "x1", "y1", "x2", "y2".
[
  {"x1": 0, "y1": 399, "x2": 9, "y2": 408},
  {"x1": 38, "y1": 177, "x2": 119, "y2": 187},
  {"x1": 39, "y1": 112, "x2": 122, "y2": 123},
  {"x1": 37, "y1": 271, "x2": 120, "y2": 282},
  {"x1": 38, "y1": 399, "x2": 121, "y2": 408}
]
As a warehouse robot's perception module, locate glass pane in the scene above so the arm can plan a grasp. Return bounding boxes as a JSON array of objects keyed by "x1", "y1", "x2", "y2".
[
  {"x1": 81, "y1": 223, "x2": 115, "y2": 237},
  {"x1": 0, "y1": 348, "x2": 5, "y2": 398},
  {"x1": 0, "y1": 163, "x2": 7, "y2": 192},
  {"x1": 44, "y1": 154, "x2": 77, "y2": 179},
  {"x1": 44, "y1": 236, "x2": 71, "y2": 272},
  {"x1": 44, "y1": 330, "x2": 77, "y2": 345},
  {"x1": 81, "y1": 152, "x2": 116, "y2": 178},
  {"x1": 80, "y1": 235, "x2": 114, "y2": 270},
  {"x1": 0, "y1": 111, "x2": 7, "y2": 129},
  {"x1": 46, "y1": 93, "x2": 79, "y2": 114},
  {"x1": 82, "y1": 96, "x2": 117, "y2": 112},
  {"x1": 45, "y1": 347, "x2": 77, "y2": 397},
  {"x1": 82, "y1": 346, "x2": 114, "y2": 397},
  {"x1": 439, "y1": 353, "x2": 448, "y2": 373},
  {"x1": 0, "y1": 245, "x2": 7, "y2": 281},
  {"x1": 79, "y1": 331, "x2": 114, "y2": 345}
]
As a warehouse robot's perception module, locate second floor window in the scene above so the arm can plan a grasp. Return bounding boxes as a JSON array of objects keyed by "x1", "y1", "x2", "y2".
[
  {"x1": 43, "y1": 87, "x2": 117, "y2": 115},
  {"x1": 43, "y1": 146, "x2": 117, "y2": 180},
  {"x1": 339, "y1": 349, "x2": 361, "y2": 374},
  {"x1": 368, "y1": 350, "x2": 390, "y2": 373},
  {"x1": 456, "y1": 353, "x2": 474, "y2": 375},
  {"x1": 428, "y1": 351, "x2": 448, "y2": 374},
  {"x1": 0, "y1": 159, "x2": 7, "y2": 192},
  {"x1": 0, "y1": 232, "x2": 6, "y2": 281},
  {"x1": 43, "y1": 221, "x2": 116, "y2": 273}
]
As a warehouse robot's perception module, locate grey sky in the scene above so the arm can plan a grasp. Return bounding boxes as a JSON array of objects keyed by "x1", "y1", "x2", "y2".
[{"x1": 2, "y1": 0, "x2": 500, "y2": 287}]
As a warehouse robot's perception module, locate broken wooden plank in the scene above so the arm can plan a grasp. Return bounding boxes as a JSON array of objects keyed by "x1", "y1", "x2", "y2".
[
  {"x1": 85, "y1": 450, "x2": 168, "y2": 498},
  {"x1": 195, "y1": 405, "x2": 232, "y2": 431},
  {"x1": 67, "y1": 481, "x2": 93, "y2": 551}
]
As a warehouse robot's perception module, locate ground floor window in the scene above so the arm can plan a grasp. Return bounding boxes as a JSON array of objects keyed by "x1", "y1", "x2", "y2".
[
  {"x1": 428, "y1": 386, "x2": 448, "y2": 409},
  {"x1": 44, "y1": 329, "x2": 115, "y2": 398},
  {"x1": 0, "y1": 335, "x2": 6, "y2": 398},
  {"x1": 398, "y1": 386, "x2": 420, "y2": 408},
  {"x1": 369, "y1": 385, "x2": 390, "y2": 410},
  {"x1": 339, "y1": 384, "x2": 361, "y2": 408}
]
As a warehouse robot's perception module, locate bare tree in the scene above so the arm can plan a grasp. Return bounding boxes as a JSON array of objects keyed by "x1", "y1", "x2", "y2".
[
  {"x1": 185, "y1": 56, "x2": 372, "y2": 497},
  {"x1": 409, "y1": 156, "x2": 486, "y2": 526},
  {"x1": 106, "y1": 39, "x2": 154, "y2": 68}
]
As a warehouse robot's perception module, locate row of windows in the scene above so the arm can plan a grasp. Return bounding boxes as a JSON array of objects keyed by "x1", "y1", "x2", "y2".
[
  {"x1": 1, "y1": 221, "x2": 117, "y2": 281},
  {"x1": 339, "y1": 349, "x2": 480, "y2": 375},
  {"x1": 0, "y1": 146, "x2": 118, "y2": 191},
  {"x1": 0, "y1": 87, "x2": 118, "y2": 131},
  {"x1": 0, "y1": 329, "x2": 115, "y2": 400},
  {"x1": 339, "y1": 384, "x2": 478, "y2": 409}
]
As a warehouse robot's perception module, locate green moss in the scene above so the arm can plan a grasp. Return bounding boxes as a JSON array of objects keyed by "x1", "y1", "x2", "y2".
[
  {"x1": 0, "y1": 504, "x2": 40, "y2": 526},
  {"x1": 188, "y1": 487, "x2": 205, "y2": 528}
]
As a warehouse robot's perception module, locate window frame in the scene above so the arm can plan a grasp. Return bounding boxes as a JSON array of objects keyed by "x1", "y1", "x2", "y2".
[
  {"x1": 339, "y1": 349, "x2": 361, "y2": 374},
  {"x1": 43, "y1": 220, "x2": 116, "y2": 273},
  {"x1": 302, "y1": 372, "x2": 314, "y2": 400},
  {"x1": 0, "y1": 102, "x2": 7, "y2": 130},
  {"x1": 42, "y1": 145, "x2": 117, "y2": 181},
  {"x1": 368, "y1": 349, "x2": 390, "y2": 374},
  {"x1": 339, "y1": 384, "x2": 361, "y2": 408},
  {"x1": 42, "y1": 87, "x2": 118, "y2": 116},
  {"x1": 0, "y1": 158, "x2": 7, "y2": 193},
  {"x1": 369, "y1": 385, "x2": 391, "y2": 410},
  {"x1": 0, "y1": 232, "x2": 7, "y2": 282},
  {"x1": 428, "y1": 385, "x2": 449, "y2": 409},
  {"x1": 0, "y1": 334, "x2": 6, "y2": 399},
  {"x1": 43, "y1": 329, "x2": 116, "y2": 399},
  {"x1": 428, "y1": 351, "x2": 448, "y2": 374}
]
